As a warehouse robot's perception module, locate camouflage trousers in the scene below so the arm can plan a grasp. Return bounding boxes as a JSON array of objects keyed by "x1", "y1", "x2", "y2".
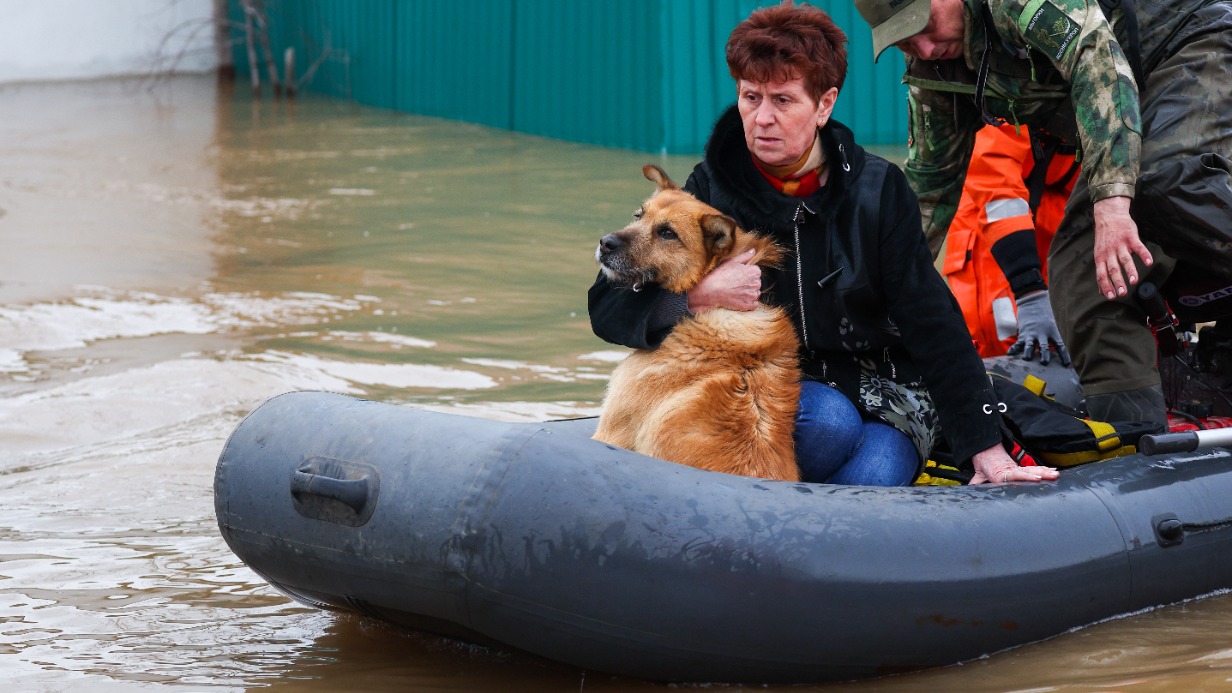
[{"x1": 1050, "y1": 14, "x2": 1232, "y2": 399}]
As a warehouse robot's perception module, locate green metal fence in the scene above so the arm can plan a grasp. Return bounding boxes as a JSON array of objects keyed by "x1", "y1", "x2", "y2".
[{"x1": 229, "y1": 0, "x2": 908, "y2": 153}]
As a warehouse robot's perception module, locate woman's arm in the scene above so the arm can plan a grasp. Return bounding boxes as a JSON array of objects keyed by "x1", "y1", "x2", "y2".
[
  {"x1": 876, "y1": 167, "x2": 1013, "y2": 463},
  {"x1": 586, "y1": 163, "x2": 715, "y2": 348},
  {"x1": 587, "y1": 277, "x2": 670, "y2": 350},
  {"x1": 970, "y1": 443, "x2": 1058, "y2": 484}
]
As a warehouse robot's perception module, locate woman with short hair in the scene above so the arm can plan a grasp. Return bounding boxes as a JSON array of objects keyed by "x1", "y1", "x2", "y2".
[{"x1": 590, "y1": 2, "x2": 1056, "y2": 486}]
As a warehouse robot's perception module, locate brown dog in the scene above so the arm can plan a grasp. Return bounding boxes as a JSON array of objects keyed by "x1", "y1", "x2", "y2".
[{"x1": 593, "y1": 164, "x2": 801, "y2": 481}]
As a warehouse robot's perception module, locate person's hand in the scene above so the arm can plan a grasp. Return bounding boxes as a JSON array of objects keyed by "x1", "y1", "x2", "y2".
[
  {"x1": 687, "y1": 249, "x2": 761, "y2": 313},
  {"x1": 1006, "y1": 290, "x2": 1071, "y2": 367},
  {"x1": 968, "y1": 444, "x2": 1059, "y2": 485},
  {"x1": 1093, "y1": 196, "x2": 1152, "y2": 301}
]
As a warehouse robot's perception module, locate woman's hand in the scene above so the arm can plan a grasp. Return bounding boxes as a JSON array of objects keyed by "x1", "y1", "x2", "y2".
[
  {"x1": 1093, "y1": 196, "x2": 1152, "y2": 301},
  {"x1": 687, "y1": 249, "x2": 762, "y2": 313},
  {"x1": 968, "y1": 444, "x2": 1059, "y2": 484}
]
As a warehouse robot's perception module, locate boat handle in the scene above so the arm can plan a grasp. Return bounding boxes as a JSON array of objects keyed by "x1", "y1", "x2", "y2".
[
  {"x1": 1153, "y1": 513, "x2": 1184, "y2": 548},
  {"x1": 1140, "y1": 427, "x2": 1232, "y2": 455},
  {"x1": 291, "y1": 470, "x2": 371, "y2": 514}
]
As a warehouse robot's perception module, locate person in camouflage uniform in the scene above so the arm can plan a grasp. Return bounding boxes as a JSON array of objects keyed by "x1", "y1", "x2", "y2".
[{"x1": 854, "y1": 0, "x2": 1232, "y2": 430}]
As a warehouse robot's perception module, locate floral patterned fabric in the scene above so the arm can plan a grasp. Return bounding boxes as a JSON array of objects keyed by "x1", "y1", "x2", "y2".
[{"x1": 855, "y1": 359, "x2": 939, "y2": 464}]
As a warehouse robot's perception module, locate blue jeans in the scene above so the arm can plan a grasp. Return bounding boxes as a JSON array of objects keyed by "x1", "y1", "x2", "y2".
[{"x1": 794, "y1": 381, "x2": 919, "y2": 486}]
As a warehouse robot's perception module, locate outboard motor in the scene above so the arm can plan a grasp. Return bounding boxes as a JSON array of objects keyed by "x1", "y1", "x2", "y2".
[{"x1": 1146, "y1": 270, "x2": 1232, "y2": 420}]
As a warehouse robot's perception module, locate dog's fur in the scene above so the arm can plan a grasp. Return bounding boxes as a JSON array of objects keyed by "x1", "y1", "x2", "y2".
[{"x1": 593, "y1": 164, "x2": 801, "y2": 481}]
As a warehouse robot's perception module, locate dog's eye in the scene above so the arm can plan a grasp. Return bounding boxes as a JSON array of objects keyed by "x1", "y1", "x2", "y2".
[
  {"x1": 632, "y1": 207, "x2": 644, "y2": 220},
  {"x1": 655, "y1": 223, "x2": 678, "y2": 241}
]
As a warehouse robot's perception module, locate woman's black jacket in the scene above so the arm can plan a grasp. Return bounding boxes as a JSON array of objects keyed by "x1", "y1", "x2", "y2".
[{"x1": 588, "y1": 106, "x2": 1002, "y2": 463}]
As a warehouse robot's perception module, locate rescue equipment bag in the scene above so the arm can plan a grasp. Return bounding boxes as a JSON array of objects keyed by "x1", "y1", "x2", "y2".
[
  {"x1": 915, "y1": 372, "x2": 1159, "y2": 485},
  {"x1": 990, "y1": 372, "x2": 1158, "y2": 467}
]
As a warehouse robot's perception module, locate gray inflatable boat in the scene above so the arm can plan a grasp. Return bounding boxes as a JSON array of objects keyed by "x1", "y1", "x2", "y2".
[{"x1": 214, "y1": 361, "x2": 1232, "y2": 683}]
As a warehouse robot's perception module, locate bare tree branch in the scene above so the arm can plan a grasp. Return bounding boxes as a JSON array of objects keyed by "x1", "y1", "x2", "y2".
[
  {"x1": 242, "y1": 0, "x2": 261, "y2": 94},
  {"x1": 148, "y1": 0, "x2": 349, "y2": 101}
]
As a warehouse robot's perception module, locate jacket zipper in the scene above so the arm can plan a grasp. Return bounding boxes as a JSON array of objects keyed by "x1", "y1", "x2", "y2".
[{"x1": 793, "y1": 201, "x2": 810, "y2": 348}]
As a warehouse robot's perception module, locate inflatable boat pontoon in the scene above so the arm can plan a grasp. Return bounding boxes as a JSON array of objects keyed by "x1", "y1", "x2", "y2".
[{"x1": 214, "y1": 361, "x2": 1232, "y2": 683}]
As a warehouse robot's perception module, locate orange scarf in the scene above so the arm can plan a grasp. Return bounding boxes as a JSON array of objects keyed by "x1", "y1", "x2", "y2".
[{"x1": 752, "y1": 132, "x2": 825, "y2": 198}]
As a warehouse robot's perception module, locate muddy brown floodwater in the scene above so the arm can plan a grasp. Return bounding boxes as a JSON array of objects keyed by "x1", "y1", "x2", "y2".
[{"x1": 1, "y1": 75, "x2": 1231, "y2": 692}]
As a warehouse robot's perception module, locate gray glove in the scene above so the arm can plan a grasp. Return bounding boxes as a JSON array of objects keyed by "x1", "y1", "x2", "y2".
[{"x1": 1007, "y1": 290, "x2": 1072, "y2": 366}]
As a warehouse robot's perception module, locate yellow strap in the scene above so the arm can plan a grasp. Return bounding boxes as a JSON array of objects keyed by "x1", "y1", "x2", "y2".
[
  {"x1": 913, "y1": 472, "x2": 962, "y2": 487},
  {"x1": 1041, "y1": 444, "x2": 1137, "y2": 467},
  {"x1": 914, "y1": 460, "x2": 964, "y2": 486},
  {"x1": 1022, "y1": 374, "x2": 1048, "y2": 397},
  {"x1": 1084, "y1": 419, "x2": 1121, "y2": 452}
]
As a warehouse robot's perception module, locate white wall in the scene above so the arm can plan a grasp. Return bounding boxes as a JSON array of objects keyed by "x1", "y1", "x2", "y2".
[{"x1": 0, "y1": 0, "x2": 219, "y2": 84}]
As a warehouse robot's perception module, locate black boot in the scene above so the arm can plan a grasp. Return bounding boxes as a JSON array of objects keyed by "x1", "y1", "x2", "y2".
[{"x1": 1085, "y1": 384, "x2": 1168, "y2": 434}]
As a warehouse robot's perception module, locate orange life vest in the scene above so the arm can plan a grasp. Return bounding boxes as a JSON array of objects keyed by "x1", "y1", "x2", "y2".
[{"x1": 942, "y1": 124, "x2": 1078, "y2": 357}]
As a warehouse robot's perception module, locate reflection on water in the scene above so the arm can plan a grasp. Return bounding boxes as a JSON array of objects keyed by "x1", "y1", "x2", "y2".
[
  {"x1": 2, "y1": 75, "x2": 1232, "y2": 692},
  {"x1": 206, "y1": 79, "x2": 686, "y2": 418}
]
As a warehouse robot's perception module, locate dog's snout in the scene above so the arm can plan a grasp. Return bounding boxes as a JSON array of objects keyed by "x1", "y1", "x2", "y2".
[{"x1": 599, "y1": 233, "x2": 624, "y2": 255}]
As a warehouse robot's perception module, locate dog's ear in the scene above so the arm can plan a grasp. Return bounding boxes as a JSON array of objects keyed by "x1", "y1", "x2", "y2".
[
  {"x1": 642, "y1": 164, "x2": 679, "y2": 192},
  {"x1": 701, "y1": 214, "x2": 738, "y2": 254}
]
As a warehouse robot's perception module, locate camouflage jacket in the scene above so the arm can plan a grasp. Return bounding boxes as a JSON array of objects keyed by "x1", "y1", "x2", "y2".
[{"x1": 904, "y1": 0, "x2": 1142, "y2": 253}]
